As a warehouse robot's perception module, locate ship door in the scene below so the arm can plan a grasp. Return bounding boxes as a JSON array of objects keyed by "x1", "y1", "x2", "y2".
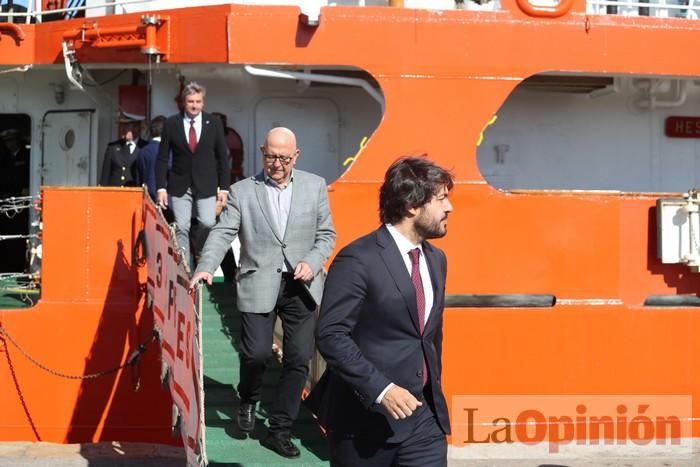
[
  {"x1": 41, "y1": 110, "x2": 94, "y2": 186},
  {"x1": 254, "y1": 98, "x2": 341, "y2": 183}
]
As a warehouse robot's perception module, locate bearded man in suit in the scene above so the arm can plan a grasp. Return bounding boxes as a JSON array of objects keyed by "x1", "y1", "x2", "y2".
[
  {"x1": 156, "y1": 81, "x2": 229, "y2": 262},
  {"x1": 189, "y1": 127, "x2": 335, "y2": 459},
  {"x1": 309, "y1": 156, "x2": 454, "y2": 467}
]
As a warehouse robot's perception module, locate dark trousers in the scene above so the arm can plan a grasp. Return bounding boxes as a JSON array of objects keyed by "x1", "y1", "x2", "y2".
[
  {"x1": 329, "y1": 403, "x2": 447, "y2": 467},
  {"x1": 238, "y1": 274, "x2": 316, "y2": 434}
]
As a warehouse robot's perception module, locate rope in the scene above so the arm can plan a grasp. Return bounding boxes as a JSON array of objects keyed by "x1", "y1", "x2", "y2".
[
  {"x1": 0, "y1": 273, "x2": 40, "y2": 302},
  {"x1": 0, "y1": 326, "x2": 157, "y2": 380},
  {"x1": 0, "y1": 272, "x2": 38, "y2": 282},
  {"x1": 0, "y1": 196, "x2": 34, "y2": 218},
  {"x1": 2, "y1": 337, "x2": 41, "y2": 441},
  {"x1": 0, "y1": 234, "x2": 39, "y2": 241}
]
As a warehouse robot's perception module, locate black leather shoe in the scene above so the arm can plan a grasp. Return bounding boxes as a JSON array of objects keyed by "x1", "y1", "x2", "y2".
[
  {"x1": 261, "y1": 432, "x2": 300, "y2": 458},
  {"x1": 236, "y1": 403, "x2": 255, "y2": 433}
]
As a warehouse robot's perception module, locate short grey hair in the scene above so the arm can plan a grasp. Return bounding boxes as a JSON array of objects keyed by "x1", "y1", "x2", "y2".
[{"x1": 183, "y1": 81, "x2": 206, "y2": 98}]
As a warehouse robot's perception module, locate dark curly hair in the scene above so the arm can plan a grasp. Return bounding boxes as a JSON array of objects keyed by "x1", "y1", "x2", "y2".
[{"x1": 379, "y1": 155, "x2": 454, "y2": 225}]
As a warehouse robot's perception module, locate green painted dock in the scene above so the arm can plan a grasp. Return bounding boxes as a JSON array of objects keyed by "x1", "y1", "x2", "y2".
[{"x1": 201, "y1": 283, "x2": 330, "y2": 467}]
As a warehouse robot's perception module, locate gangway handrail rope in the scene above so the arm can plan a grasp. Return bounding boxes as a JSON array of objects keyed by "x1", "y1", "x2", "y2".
[
  {"x1": 0, "y1": 234, "x2": 39, "y2": 241},
  {"x1": 0, "y1": 195, "x2": 34, "y2": 218}
]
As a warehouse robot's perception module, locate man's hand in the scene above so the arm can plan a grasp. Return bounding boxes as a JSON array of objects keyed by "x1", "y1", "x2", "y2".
[
  {"x1": 293, "y1": 261, "x2": 314, "y2": 282},
  {"x1": 215, "y1": 199, "x2": 225, "y2": 216},
  {"x1": 157, "y1": 190, "x2": 168, "y2": 208},
  {"x1": 217, "y1": 191, "x2": 228, "y2": 205},
  {"x1": 380, "y1": 385, "x2": 422, "y2": 420},
  {"x1": 188, "y1": 271, "x2": 213, "y2": 293},
  {"x1": 215, "y1": 191, "x2": 228, "y2": 216}
]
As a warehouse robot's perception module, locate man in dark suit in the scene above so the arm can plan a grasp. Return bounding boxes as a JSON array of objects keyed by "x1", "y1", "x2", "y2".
[
  {"x1": 311, "y1": 156, "x2": 454, "y2": 467},
  {"x1": 189, "y1": 127, "x2": 335, "y2": 459},
  {"x1": 155, "y1": 82, "x2": 229, "y2": 263},
  {"x1": 136, "y1": 115, "x2": 166, "y2": 201},
  {"x1": 99, "y1": 121, "x2": 142, "y2": 187}
]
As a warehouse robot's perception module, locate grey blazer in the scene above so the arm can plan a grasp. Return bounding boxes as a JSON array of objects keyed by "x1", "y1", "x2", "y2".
[{"x1": 196, "y1": 170, "x2": 336, "y2": 314}]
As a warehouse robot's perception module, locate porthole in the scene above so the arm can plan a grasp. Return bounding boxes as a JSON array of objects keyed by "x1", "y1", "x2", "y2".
[{"x1": 60, "y1": 128, "x2": 75, "y2": 150}]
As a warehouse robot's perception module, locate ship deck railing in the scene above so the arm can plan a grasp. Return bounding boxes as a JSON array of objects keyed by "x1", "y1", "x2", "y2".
[
  {"x1": 0, "y1": 0, "x2": 498, "y2": 24},
  {"x1": 1, "y1": 0, "x2": 699, "y2": 24}
]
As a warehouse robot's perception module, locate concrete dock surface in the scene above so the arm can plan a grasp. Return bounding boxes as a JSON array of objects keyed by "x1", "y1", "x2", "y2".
[{"x1": 0, "y1": 442, "x2": 185, "y2": 467}]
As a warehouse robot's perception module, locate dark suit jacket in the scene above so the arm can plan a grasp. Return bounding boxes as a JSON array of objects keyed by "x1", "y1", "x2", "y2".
[
  {"x1": 310, "y1": 225, "x2": 450, "y2": 443},
  {"x1": 155, "y1": 112, "x2": 230, "y2": 197},
  {"x1": 136, "y1": 139, "x2": 160, "y2": 200},
  {"x1": 99, "y1": 140, "x2": 139, "y2": 187}
]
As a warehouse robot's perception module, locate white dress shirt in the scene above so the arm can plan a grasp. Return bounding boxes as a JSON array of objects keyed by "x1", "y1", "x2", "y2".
[
  {"x1": 156, "y1": 114, "x2": 205, "y2": 195},
  {"x1": 264, "y1": 171, "x2": 294, "y2": 271},
  {"x1": 385, "y1": 224, "x2": 434, "y2": 320},
  {"x1": 376, "y1": 224, "x2": 435, "y2": 404},
  {"x1": 183, "y1": 112, "x2": 202, "y2": 142}
]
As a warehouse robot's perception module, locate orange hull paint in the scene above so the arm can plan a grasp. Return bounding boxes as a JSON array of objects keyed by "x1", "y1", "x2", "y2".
[
  {"x1": 1, "y1": 0, "x2": 700, "y2": 446},
  {"x1": 0, "y1": 188, "x2": 174, "y2": 444}
]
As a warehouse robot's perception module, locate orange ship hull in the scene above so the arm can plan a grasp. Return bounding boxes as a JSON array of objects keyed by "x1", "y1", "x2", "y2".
[{"x1": 1, "y1": 0, "x2": 699, "y2": 455}]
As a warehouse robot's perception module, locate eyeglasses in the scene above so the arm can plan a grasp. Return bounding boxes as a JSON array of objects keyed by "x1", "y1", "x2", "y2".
[{"x1": 263, "y1": 154, "x2": 294, "y2": 164}]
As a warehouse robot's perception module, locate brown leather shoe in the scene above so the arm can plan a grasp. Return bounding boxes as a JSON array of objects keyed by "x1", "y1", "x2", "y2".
[
  {"x1": 236, "y1": 403, "x2": 255, "y2": 433},
  {"x1": 261, "y1": 432, "x2": 300, "y2": 458}
]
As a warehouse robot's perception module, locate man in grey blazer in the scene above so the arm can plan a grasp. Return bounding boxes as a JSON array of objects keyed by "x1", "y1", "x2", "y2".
[{"x1": 190, "y1": 127, "x2": 336, "y2": 458}]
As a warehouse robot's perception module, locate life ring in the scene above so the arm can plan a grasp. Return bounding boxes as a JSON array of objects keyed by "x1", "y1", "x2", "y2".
[
  {"x1": 515, "y1": 0, "x2": 575, "y2": 17},
  {"x1": 0, "y1": 23, "x2": 25, "y2": 41}
]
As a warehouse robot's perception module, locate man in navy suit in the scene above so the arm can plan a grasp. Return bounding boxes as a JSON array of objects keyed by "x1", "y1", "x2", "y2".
[
  {"x1": 310, "y1": 156, "x2": 454, "y2": 467},
  {"x1": 155, "y1": 82, "x2": 230, "y2": 263},
  {"x1": 136, "y1": 115, "x2": 166, "y2": 201}
]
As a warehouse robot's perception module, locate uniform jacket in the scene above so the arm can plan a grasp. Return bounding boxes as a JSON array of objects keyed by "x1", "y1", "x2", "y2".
[{"x1": 99, "y1": 140, "x2": 139, "y2": 187}]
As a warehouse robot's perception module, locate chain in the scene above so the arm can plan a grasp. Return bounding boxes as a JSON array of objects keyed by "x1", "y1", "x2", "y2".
[
  {"x1": 2, "y1": 337, "x2": 41, "y2": 441},
  {"x1": 0, "y1": 326, "x2": 157, "y2": 380}
]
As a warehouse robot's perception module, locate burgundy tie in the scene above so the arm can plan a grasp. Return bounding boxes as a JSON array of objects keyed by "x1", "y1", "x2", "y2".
[
  {"x1": 408, "y1": 248, "x2": 428, "y2": 385},
  {"x1": 188, "y1": 120, "x2": 197, "y2": 153}
]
